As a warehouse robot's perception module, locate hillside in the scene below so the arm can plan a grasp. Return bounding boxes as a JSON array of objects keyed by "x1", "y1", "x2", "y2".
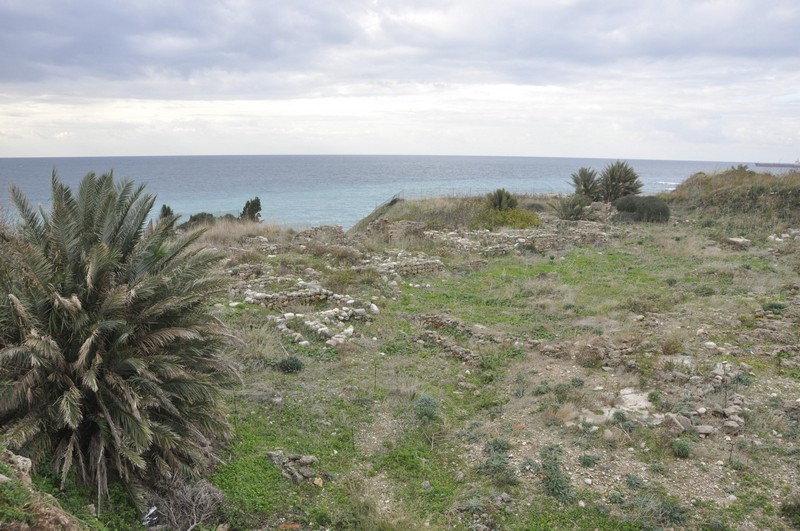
[{"x1": 4, "y1": 170, "x2": 800, "y2": 529}]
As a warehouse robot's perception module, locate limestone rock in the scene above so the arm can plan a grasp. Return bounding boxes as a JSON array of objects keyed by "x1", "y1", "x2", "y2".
[
  {"x1": 726, "y1": 237, "x2": 751, "y2": 248},
  {"x1": 695, "y1": 425, "x2": 716, "y2": 436}
]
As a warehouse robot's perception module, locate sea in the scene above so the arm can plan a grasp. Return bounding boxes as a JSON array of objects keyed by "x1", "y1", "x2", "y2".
[{"x1": 0, "y1": 155, "x2": 746, "y2": 229}]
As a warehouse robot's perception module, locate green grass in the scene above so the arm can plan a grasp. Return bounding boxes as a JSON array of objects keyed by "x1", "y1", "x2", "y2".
[
  {"x1": 374, "y1": 429, "x2": 464, "y2": 518},
  {"x1": 0, "y1": 476, "x2": 33, "y2": 526},
  {"x1": 12, "y1": 185, "x2": 797, "y2": 529},
  {"x1": 515, "y1": 501, "x2": 644, "y2": 530},
  {"x1": 30, "y1": 467, "x2": 137, "y2": 530},
  {"x1": 212, "y1": 399, "x2": 372, "y2": 528}
]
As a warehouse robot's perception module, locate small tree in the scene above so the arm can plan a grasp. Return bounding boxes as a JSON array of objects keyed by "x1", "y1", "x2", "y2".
[
  {"x1": 158, "y1": 204, "x2": 174, "y2": 220},
  {"x1": 240, "y1": 197, "x2": 262, "y2": 222},
  {"x1": 599, "y1": 161, "x2": 643, "y2": 202},
  {"x1": 570, "y1": 167, "x2": 601, "y2": 201},
  {"x1": 487, "y1": 188, "x2": 518, "y2": 211}
]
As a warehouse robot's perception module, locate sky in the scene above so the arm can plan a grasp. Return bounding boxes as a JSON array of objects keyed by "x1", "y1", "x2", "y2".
[{"x1": 0, "y1": 0, "x2": 798, "y2": 161}]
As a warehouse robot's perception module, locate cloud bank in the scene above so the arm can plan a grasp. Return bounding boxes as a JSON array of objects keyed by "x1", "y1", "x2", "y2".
[{"x1": 1, "y1": 0, "x2": 798, "y2": 160}]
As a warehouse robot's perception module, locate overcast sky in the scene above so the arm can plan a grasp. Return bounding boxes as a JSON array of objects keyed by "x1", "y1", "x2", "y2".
[{"x1": 0, "y1": 0, "x2": 798, "y2": 161}]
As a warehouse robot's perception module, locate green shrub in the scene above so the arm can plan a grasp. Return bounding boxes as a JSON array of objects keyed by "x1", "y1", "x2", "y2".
[
  {"x1": 414, "y1": 397, "x2": 438, "y2": 422},
  {"x1": 625, "y1": 473, "x2": 645, "y2": 490},
  {"x1": 487, "y1": 188, "x2": 518, "y2": 211},
  {"x1": 553, "y1": 382, "x2": 571, "y2": 403},
  {"x1": 539, "y1": 444, "x2": 573, "y2": 502},
  {"x1": 551, "y1": 194, "x2": 591, "y2": 220},
  {"x1": 479, "y1": 438, "x2": 518, "y2": 487},
  {"x1": 671, "y1": 438, "x2": 691, "y2": 458},
  {"x1": 578, "y1": 454, "x2": 600, "y2": 468},
  {"x1": 0, "y1": 476, "x2": 33, "y2": 525},
  {"x1": 532, "y1": 381, "x2": 551, "y2": 395},
  {"x1": 613, "y1": 195, "x2": 670, "y2": 222},
  {"x1": 484, "y1": 438, "x2": 511, "y2": 454},
  {"x1": 702, "y1": 517, "x2": 732, "y2": 531},
  {"x1": 782, "y1": 493, "x2": 800, "y2": 527},
  {"x1": 277, "y1": 355, "x2": 304, "y2": 373},
  {"x1": 608, "y1": 491, "x2": 625, "y2": 504},
  {"x1": 184, "y1": 211, "x2": 216, "y2": 227},
  {"x1": 626, "y1": 495, "x2": 687, "y2": 526},
  {"x1": 570, "y1": 377, "x2": 585, "y2": 388},
  {"x1": 600, "y1": 161, "x2": 643, "y2": 202},
  {"x1": 762, "y1": 301, "x2": 787, "y2": 314},
  {"x1": 469, "y1": 207, "x2": 540, "y2": 229}
]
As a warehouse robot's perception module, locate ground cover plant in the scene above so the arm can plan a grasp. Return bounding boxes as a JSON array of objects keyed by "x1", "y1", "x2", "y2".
[{"x1": 2, "y1": 168, "x2": 800, "y2": 529}]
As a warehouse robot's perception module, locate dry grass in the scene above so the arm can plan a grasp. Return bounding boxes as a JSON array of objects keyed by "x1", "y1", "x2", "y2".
[
  {"x1": 552, "y1": 402, "x2": 579, "y2": 424},
  {"x1": 196, "y1": 218, "x2": 291, "y2": 247},
  {"x1": 352, "y1": 195, "x2": 486, "y2": 231},
  {"x1": 668, "y1": 169, "x2": 800, "y2": 238},
  {"x1": 388, "y1": 196, "x2": 485, "y2": 229},
  {"x1": 669, "y1": 169, "x2": 800, "y2": 202}
]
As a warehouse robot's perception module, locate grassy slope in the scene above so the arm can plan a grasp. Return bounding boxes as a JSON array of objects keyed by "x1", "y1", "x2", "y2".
[
  {"x1": 14, "y1": 170, "x2": 800, "y2": 529},
  {"x1": 199, "y1": 171, "x2": 800, "y2": 530}
]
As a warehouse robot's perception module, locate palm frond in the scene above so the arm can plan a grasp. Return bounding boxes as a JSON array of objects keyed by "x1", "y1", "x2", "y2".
[
  {"x1": 9, "y1": 184, "x2": 46, "y2": 244},
  {"x1": 1, "y1": 413, "x2": 44, "y2": 448},
  {"x1": 58, "y1": 385, "x2": 83, "y2": 429},
  {"x1": 54, "y1": 432, "x2": 80, "y2": 489}
]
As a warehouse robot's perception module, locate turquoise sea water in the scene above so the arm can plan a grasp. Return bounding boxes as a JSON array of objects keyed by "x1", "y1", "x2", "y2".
[{"x1": 0, "y1": 155, "x2": 743, "y2": 229}]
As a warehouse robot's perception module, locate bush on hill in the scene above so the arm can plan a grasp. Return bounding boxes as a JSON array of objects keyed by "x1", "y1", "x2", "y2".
[
  {"x1": 613, "y1": 195, "x2": 670, "y2": 222},
  {"x1": 668, "y1": 168, "x2": 800, "y2": 235},
  {"x1": 552, "y1": 194, "x2": 592, "y2": 220},
  {"x1": 183, "y1": 211, "x2": 217, "y2": 228},
  {"x1": 487, "y1": 188, "x2": 518, "y2": 211}
]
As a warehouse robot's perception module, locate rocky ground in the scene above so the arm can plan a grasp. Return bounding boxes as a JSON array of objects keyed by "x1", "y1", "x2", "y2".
[
  {"x1": 5, "y1": 203, "x2": 799, "y2": 530},
  {"x1": 207, "y1": 209, "x2": 800, "y2": 529}
]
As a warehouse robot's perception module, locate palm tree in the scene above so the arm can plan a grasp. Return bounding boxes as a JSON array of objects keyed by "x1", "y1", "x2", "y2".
[
  {"x1": 599, "y1": 161, "x2": 643, "y2": 202},
  {"x1": 0, "y1": 171, "x2": 238, "y2": 499},
  {"x1": 487, "y1": 188, "x2": 518, "y2": 211},
  {"x1": 570, "y1": 167, "x2": 601, "y2": 202}
]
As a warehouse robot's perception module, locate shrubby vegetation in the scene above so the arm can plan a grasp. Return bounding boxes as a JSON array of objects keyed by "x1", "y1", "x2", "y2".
[
  {"x1": 277, "y1": 355, "x2": 304, "y2": 374},
  {"x1": 556, "y1": 161, "x2": 645, "y2": 220},
  {"x1": 470, "y1": 189, "x2": 540, "y2": 229},
  {"x1": 177, "y1": 195, "x2": 263, "y2": 229},
  {"x1": 668, "y1": 167, "x2": 800, "y2": 236},
  {"x1": 3, "y1": 165, "x2": 800, "y2": 528},
  {"x1": 0, "y1": 173, "x2": 237, "y2": 502},
  {"x1": 486, "y1": 188, "x2": 518, "y2": 211},
  {"x1": 551, "y1": 193, "x2": 592, "y2": 221},
  {"x1": 613, "y1": 195, "x2": 670, "y2": 222},
  {"x1": 570, "y1": 167, "x2": 601, "y2": 202},
  {"x1": 469, "y1": 207, "x2": 541, "y2": 230},
  {"x1": 599, "y1": 160, "x2": 643, "y2": 202}
]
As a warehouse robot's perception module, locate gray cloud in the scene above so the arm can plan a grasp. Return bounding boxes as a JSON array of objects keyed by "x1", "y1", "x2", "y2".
[
  {"x1": 3, "y1": 0, "x2": 798, "y2": 94},
  {"x1": 0, "y1": 0, "x2": 797, "y2": 160}
]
